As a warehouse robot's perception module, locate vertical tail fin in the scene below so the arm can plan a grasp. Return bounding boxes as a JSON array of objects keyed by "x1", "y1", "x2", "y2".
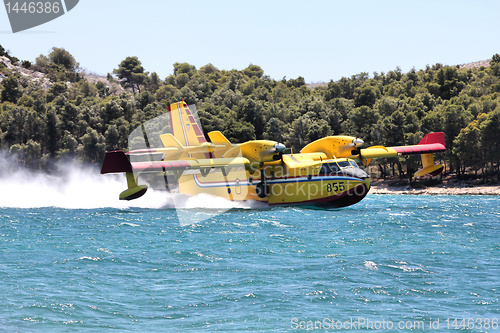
[
  {"x1": 418, "y1": 132, "x2": 445, "y2": 146},
  {"x1": 414, "y1": 132, "x2": 445, "y2": 178},
  {"x1": 167, "y1": 102, "x2": 207, "y2": 146}
]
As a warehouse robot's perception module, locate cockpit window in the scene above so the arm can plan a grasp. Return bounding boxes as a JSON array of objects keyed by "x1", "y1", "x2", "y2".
[
  {"x1": 337, "y1": 161, "x2": 351, "y2": 168},
  {"x1": 320, "y1": 160, "x2": 359, "y2": 175},
  {"x1": 329, "y1": 163, "x2": 340, "y2": 172},
  {"x1": 319, "y1": 162, "x2": 340, "y2": 175}
]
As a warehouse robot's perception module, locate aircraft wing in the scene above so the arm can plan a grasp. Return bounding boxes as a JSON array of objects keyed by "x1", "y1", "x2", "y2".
[
  {"x1": 101, "y1": 150, "x2": 249, "y2": 175},
  {"x1": 351, "y1": 132, "x2": 445, "y2": 160},
  {"x1": 300, "y1": 132, "x2": 446, "y2": 178}
]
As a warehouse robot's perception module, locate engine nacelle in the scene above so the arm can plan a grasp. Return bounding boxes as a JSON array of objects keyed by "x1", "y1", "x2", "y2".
[{"x1": 300, "y1": 136, "x2": 364, "y2": 159}]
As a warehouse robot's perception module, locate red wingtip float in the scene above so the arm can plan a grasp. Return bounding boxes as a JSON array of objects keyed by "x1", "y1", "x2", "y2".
[{"x1": 101, "y1": 101, "x2": 446, "y2": 207}]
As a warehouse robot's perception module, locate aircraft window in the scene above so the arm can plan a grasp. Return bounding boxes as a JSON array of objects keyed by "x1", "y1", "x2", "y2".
[
  {"x1": 319, "y1": 164, "x2": 330, "y2": 175},
  {"x1": 329, "y1": 163, "x2": 340, "y2": 172},
  {"x1": 319, "y1": 163, "x2": 340, "y2": 175},
  {"x1": 337, "y1": 161, "x2": 351, "y2": 168},
  {"x1": 349, "y1": 160, "x2": 359, "y2": 167}
]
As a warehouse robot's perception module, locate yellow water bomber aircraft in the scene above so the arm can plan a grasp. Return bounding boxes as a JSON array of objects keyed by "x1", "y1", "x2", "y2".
[{"x1": 101, "y1": 101, "x2": 446, "y2": 208}]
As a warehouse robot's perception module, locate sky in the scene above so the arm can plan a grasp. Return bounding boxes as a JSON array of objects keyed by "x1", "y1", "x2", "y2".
[{"x1": 1, "y1": 0, "x2": 500, "y2": 83}]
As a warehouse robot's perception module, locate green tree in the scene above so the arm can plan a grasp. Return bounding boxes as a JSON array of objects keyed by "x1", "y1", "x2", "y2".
[
  {"x1": 101, "y1": 100, "x2": 123, "y2": 124},
  {"x1": 442, "y1": 105, "x2": 472, "y2": 151},
  {"x1": 354, "y1": 84, "x2": 378, "y2": 107},
  {"x1": 306, "y1": 119, "x2": 331, "y2": 142},
  {"x1": 24, "y1": 139, "x2": 42, "y2": 168},
  {"x1": 491, "y1": 53, "x2": 500, "y2": 65},
  {"x1": 79, "y1": 128, "x2": 105, "y2": 162},
  {"x1": 453, "y1": 113, "x2": 487, "y2": 172},
  {"x1": 480, "y1": 108, "x2": 500, "y2": 171},
  {"x1": 173, "y1": 62, "x2": 197, "y2": 77},
  {"x1": 376, "y1": 97, "x2": 399, "y2": 116},
  {"x1": 1, "y1": 76, "x2": 22, "y2": 103},
  {"x1": 35, "y1": 47, "x2": 80, "y2": 82},
  {"x1": 105, "y1": 124, "x2": 119, "y2": 151},
  {"x1": 96, "y1": 81, "x2": 110, "y2": 98},
  {"x1": 199, "y1": 63, "x2": 218, "y2": 75},
  {"x1": 45, "y1": 110, "x2": 60, "y2": 157},
  {"x1": 442, "y1": 105, "x2": 472, "y2": 174},
  {"x1": 243, "y1": 64, "x2": 264, "y2": 78},
  {"x1": 386, "y1": 110, "x2": 405, "y2": 145},
  {"x1": 48, "y1": 47, "x2": 79, "y2": 71},
  {"x1": 421, "y1": 111, "x2": 442, "y2": 134},
  {"x1": 263, "y1": 117, "x2": 286, "y2": 142},
  {"x1": 46, "y1": 82, "x2": 67, "y2": 102},
  {"x1": 155, "y1": 84, "x2": 178, "y2": 102},
  {"x1": 345, "y1": 106, "x2": 380, "y2": 142},
  {"x1": 146, "y1": 72, "x2": 161, "y2": 92},
  {"x1": 60, "y1": 130, "x2": 79, "y2": 157},
  {"x1": 286, "y1": 76, "x2": 306, "y2": 88},
  {"x1": 435, "y1": 66, "x2": 466, "y2": 99},
  {"x1": 175, "y1": 73, "x2": 190, "y2": 88},
  {"x1": 113, "y1": 56, "x2": 147, "y2": 94},
  {"x1": 291, "y1": 115, "x2": 312, "y2": 150}
]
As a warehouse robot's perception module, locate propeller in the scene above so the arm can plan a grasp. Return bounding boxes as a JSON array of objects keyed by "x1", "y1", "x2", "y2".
[
  {"x1": 352, "y1": 138, "x2": 364, "y2": 147},
  {"x1": 349, "y1": 138, "x2": 367, "y2": 165},
  {"x1": 274, "y1": 143, "x2": 286, "y2": 153}
]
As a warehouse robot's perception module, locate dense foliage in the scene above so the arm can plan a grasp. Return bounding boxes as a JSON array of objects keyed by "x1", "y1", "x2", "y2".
[{"x1": 0, "y1": 45, "x2": 499, "y2": 181}]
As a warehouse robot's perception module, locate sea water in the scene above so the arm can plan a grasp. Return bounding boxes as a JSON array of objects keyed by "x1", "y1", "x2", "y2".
[{"x1": 0, "y1": 167, "x2": 499, "y2": 332}]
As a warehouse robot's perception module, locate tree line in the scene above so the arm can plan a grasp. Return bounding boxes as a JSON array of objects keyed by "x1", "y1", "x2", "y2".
[{"x1": 0, "y1": 45, "x2": 499, "y2": 181}]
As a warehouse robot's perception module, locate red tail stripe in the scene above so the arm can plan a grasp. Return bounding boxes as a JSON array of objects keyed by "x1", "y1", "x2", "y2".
[
  {"x1": 393, "y1": 143, "x2": 445, "y2": 155},
  {"x1": 418, "y1": 132, "x2": 445, "y2": 146}
]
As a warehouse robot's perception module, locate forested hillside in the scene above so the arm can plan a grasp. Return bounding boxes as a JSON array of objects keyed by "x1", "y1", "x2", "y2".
[{"x1": 0, "y1": 45, "x2": 499, "y2": 181}]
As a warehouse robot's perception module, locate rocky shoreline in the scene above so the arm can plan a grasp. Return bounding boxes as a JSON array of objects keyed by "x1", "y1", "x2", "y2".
[{"x1": 369, "y1": 179, "x2": 500, "y2": 195}]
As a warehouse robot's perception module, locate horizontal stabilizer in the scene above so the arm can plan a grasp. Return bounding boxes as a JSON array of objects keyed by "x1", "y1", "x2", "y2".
[
  {"x1": 208, "y1": 131, "x2": 231, "y2": 144},
  {"x1": 160, "y1": 133, "x2": 184, "y2": 149},
  {"x1": 101, "y1": 151, "x2": 132, "y2": 174},
  {"x1": 101, "y1": 152, "x2": 148, "y2": 200}
]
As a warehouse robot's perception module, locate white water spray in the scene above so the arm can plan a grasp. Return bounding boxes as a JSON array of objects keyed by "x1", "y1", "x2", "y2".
[
  {"x1": 0, "y1": 158, "x2": 162, "y2": 209},
  {"x1": 0, "y1": 153, "x2": 265, "y2": 215}
]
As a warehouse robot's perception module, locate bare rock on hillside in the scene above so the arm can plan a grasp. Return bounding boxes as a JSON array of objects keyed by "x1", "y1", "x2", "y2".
[
  {"x1": 0, "y1": 56, "x2": 52, "y2": 89},
  {"x1": 458, "y1": 59, "x2": 491, "y2": 70}
]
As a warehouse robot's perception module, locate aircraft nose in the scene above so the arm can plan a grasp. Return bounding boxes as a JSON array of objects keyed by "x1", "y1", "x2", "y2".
[{"x1": 343, "y1": 167, "x2": 369, "y2": 180}]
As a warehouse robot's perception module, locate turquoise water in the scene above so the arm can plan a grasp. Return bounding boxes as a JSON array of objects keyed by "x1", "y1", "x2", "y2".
[{"x1": 1, "y1": 195, "x2": 499, "y2": 332}]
